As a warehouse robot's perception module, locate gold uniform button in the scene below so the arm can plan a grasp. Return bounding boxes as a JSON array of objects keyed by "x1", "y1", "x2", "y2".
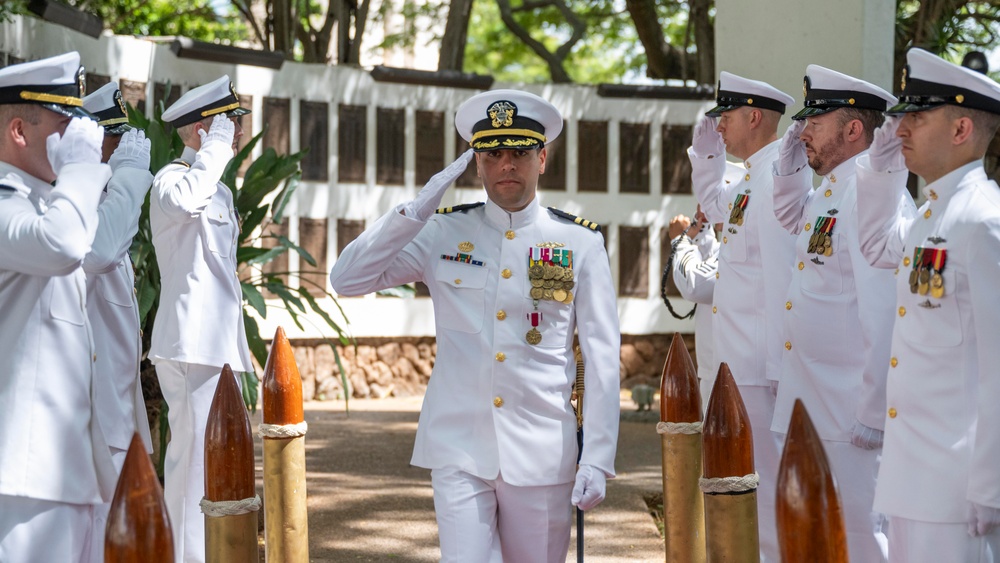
[
  {"x1": 496, "y1": 310, "x2": 507, "y2": 321},
  {"x1": 494, "y1": 396, "x2": 504, "y2": 408},
  {"x1": 501, "y1": 268, "x2": 512, "y2": 279},
  {"x1": 744, "y1": 173, "x2": 751, "y2": 181},
  {"x1": 798, "y1": 262, "x2": 805, "y2": 270},
  {"x1": 890, "y1": 357, "x2": 898, "y2": 368},
  {"x1": 785, "y1": 301, "x2": 792, "y2": 310},
  {"x1": 903, "y1": 257, "x2": 911, "y2": 266},
  {"x1": 898, "y1": 306, "x2": 906, "y2": 317},
  {"x1": 924, "y1": 209, "x2": 932, "y2": 219},
  {"x1": 715, "y1": 272, "x2": 719, "y2": 279},
  {"x1": 712, "y1": 306, "x2": 717, "y2": 314},
  {"x1": 824, "y1": 189, "x2": 833, "y2": 197},
  {"x1": 505, "y1": 230, "x2": 516, "y2": 240},
  {"x1": 723, "y1": 236, "x2": 728, "y2": 244},
  {"x1": 785, "y1": 341, "x2": 792, "y2": 350},
  {"x1": 805, "y1": 223, "x2": 811, "y2": 232},
  {"x1": 454, "y1": 279, "x2": 462, "y2": 285},
  {"x1": 495, "y1": 352, "x2": 506, "y2": 362},
  {"x1": 888, "y1": 407, "x2": 897, "y2": 419}
]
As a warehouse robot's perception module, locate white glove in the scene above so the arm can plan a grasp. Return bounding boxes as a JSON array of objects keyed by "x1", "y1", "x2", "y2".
[
  {"x1": 776, "y1": 120, "x2": 808, "y2": 176},
  {"x1": 108, "y1": 129, "x2": 151, "y2": 172},
  {"x1": 868, "y1": 116, "x2": 906, "y2": 173},
  {"x1": 968, "y1": 502, "x2": 1000, "y2": 537},
  {"x1": 571, "y1": 464, "x2": 607, "y2": 511},
  {"x1": 403, "y1": 149, "x2": 474, "y2": 221},
  {"x1": 197, "y1": 114, "x2": 235, "y2": 150},
  {"x1": 691, "y1": 115, "x2": 724, "y2": 159},
  {"x1": 46, "y1": 116, "x2": 105, "y2": 176},
  {"x1": 850, "y1": 420, "x2": 884, "y2": 450}
]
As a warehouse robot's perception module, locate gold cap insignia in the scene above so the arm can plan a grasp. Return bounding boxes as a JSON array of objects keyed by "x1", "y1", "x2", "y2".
[
  {"x1": 487, "y1": 101, "x2": 516, "y2": 128},
  {"x1": 901, "y1": 67, "x2": 907, "y2": 91}
]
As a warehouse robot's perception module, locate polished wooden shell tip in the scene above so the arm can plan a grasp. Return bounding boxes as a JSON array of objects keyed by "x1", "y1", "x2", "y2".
[
  {"x1": 702, "y1": 362, "x2": 754, "y2": 478},
  {"x1": 262, "y1": 326, "x2": 305, "y2": 425},
  {"x1": 105, "y1": 434, "x2": 174, "y2": 562},
  {"x1": 659, "y1": 332, "x2": 702, "y2": 423},
  {"x1": 776, "y1": 399, "x2": 848, "y2": 562},
  {"x1": 205, "y1": 364, "x2": 256, "y2": 501}
]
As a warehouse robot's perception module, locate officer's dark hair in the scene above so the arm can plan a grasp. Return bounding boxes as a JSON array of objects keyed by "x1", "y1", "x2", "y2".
[
  {"x1": 836, "y1": 107, "x2": 884, "y2": 145},
  {"x1": 0, "y1": 104, "x2": 42, "y2": 127},
  {"x1": 944, "y1": 105, "x2": 1000, "y2": 149}
]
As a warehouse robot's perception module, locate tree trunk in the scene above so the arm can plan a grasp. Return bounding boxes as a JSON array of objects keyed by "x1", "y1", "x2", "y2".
[
  {"x1": 624, "y1": 0, "x2": 695, "y2": 80},
  {"x1": 439, "y1": 0, "x2": 474, "y2": 71},
  {"x1": 346, "y1": 0, "x2": 371, "y2": 65},
  {"x1": 272, "y1": 0, "x2": 294, "y2": 56},
  {"x1": 689, "y1": 0, "x2": 715, "y2": 84}
]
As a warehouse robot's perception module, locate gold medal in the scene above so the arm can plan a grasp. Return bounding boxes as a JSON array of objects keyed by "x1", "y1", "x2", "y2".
[
  {"x1": 553, "y1": 289, "x2": 567, "y2": 302},
  {"x1": 930, "y1": 272, "x2": 945, "y2": 299},
  {"x1": 529, "y1": 265, "x2": 544, "y2": 278},
  {"x1": 543, "y1": 279, "x2": 554, "y2": 289},
  {"x1": 526, "y1": 328, "x2": 542, "y2": 345},
  {"x1": 562, "y1": 290, "x2": 574, "y2": 304},
  {"x1": 542, "y1": 289, "x2": 554, "y2": 300},
  {"x1": 918, "y1": 268, "x2": 930, "y2": 295},
  {"x1": 808, "y1": 233, "x2": 819, "y2": 254},
  {"x1": 531, "y1": 278, "x2": 544, "y2": 288},
  {"x1": 530, "y1": 287, "x2": 544, "y2": 300},
  {"x1": 824, "y1": 244, "x2": 833, "y2": 257},
  {"x1": 908, "y1": 269, "x2": 919, "y2": 293}
]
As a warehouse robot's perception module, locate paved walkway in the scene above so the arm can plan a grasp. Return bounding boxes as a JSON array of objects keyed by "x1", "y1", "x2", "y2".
[{"x1": 252, "y1": 394, "x2": 665, "y2": 562}]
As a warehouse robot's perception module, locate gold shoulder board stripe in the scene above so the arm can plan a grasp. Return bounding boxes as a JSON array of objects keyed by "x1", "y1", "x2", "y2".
[
  {"x1": 548, "y1": 207, "x2": 602, "y2": 233},
  {"x1": 436, "y1": 202, "x2": 485, "y2": 215}
]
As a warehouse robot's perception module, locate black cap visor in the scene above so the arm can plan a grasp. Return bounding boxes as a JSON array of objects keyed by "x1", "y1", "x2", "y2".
[
  {"x1": 705, "y1": 104, "x2": 738, "y2": 117},
  {"x1": 42, "y1": 102, "x2": 97, "y2": 120}
]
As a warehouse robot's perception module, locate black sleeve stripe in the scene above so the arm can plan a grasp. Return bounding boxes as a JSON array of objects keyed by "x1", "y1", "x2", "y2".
[
  {"x1": 547, "y1": 207, "x2": 602, "y2": 233},
  {"x1": 436, "y1": 202, "x2": 485, "y2": 214}
]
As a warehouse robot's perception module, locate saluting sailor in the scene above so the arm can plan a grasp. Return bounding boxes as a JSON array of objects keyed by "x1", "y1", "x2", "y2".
[
  {"x1": 0, "y1": 52, "x2": 117, "y2": 562},
  {"x1": 80, "y1": 81, "x2": 155, "y2": 563},
  {"x1": 857, "y1": 48, "x2": 1000, "y2": 562},
  {"x1": 687, "y1": 72, "x2": 797, "y2": 561},
  {"x1": 769, "y1": 65, "x2": 910, "y2": 563},
  {"x1": 329, "y1": 90, "x2": 621, "y2": 563},
  {"x1": 150, "y1": 76, "x2": 253, "y2": 563}
]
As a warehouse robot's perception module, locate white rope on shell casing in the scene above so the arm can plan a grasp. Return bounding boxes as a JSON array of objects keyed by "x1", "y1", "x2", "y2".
[
  {"x1": 698, "y1": 472, "x2": 760, "y2": 494},
  {"x1": 258, "y1": 421, "x2": 308, "y2": 439},
  {"x1": 200, "y1": 494, "x2": 262, "y2": 517},
  {"x1": 656, "y1": 421, "x2": 703, "y2": 435}
]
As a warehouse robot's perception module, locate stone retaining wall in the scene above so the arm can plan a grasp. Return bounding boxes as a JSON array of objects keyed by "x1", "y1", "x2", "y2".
[{"x1": 285, "y1": 333, "x2": 697, "y2": 401}]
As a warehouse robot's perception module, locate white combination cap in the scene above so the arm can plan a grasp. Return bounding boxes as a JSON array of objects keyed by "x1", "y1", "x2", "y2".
[
  {"x1": 456, "y1": 89, "x2": 563, "y2": 152},
  {"x1": 82, "y1": 81, "x2": 133, "y2": 134},
  {"x1": 0, "y1": 51, "x2": 91, "y2": 118},
  {"x1": 161, "y1": 75, "x2": 250, "y2": 128},
  {"x1": 889, "y1": 48, "x2": 1000, "y2": 116},
  {"x1": 706, "y1": 71, "x2": 795, "y2": 117},
  {"x1": 793, "y1": 65, "x2": 897, "y2": 120}
]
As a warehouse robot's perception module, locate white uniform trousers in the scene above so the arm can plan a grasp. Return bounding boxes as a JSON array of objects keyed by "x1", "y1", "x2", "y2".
[
  {"x1": 771, "y1": 436, "x2": 887, "y2": 562},
  {"x1": 888, "y1": 517, "x2": 999, "y2": 563},
  {"x1": 0, "y1": 494, "x2": 94, "y2": 563},
  {"x1": 87, "y1": 446, "x2": 129, "y2": 563},
  {"x1": 739, "y1": 385, "x2": 780, "y2": 563},
  {"x1": 431, "y1": 468, "x2": 574, "y2": 563},
  {"x1": 156, "y1": 360, "x2": 224, "y2": 563}
]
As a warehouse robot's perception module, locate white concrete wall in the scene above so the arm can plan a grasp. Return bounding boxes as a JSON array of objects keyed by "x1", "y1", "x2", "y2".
[
  {"x1": 1, "y1": 15, "x2": 712, "y2": 341},
  {"x1": 715, "y1": 0, "x2": 896, "y2": 130}
]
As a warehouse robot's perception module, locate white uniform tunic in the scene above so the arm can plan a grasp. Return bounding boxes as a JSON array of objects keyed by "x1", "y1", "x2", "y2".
[
  {"x1": 0, "y1": 160, "x2": 116, "y2": 505},
  {"x1": 689, "y1": 141, "x2": 797, "y2": 387},
  {"x1": 858, "y1": 158, "x2": 1000, "y2": 524},
  {"x1": 330, "y1": 198, "x2": 620, "y2": 485},
  {"x1": 770, "y1": 154, "x2": 909, "y2": 439},
  {"x1": 84, "y1": 166, "x2": 154, "y2": 454},
  {"x1": 149, "y1": 145, "x2": 251, "y2": 372},
  {"x1": 671, "y1": 227, "x2": 718, "y2": 390}
]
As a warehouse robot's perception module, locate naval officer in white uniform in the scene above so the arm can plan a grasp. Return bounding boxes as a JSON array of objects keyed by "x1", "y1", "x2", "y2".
[
  {"x1": 769, "y1": 65, "x2": 908, "y2": 562},
  {"x1": 687, "y1": 72, "x2": 797, "y2": 561},
  {"x1": 0, "y1": 52, "x2": 117, "y2": 562},
  {"x1": 81, "y1": 81, "x2": 155, "y2": 563},
  {"x1": 150, "y1": 76, "x2": 253, "y2": 563},
  {"x1": 857, "y1": 48, "x2": 1000, "y2": 563},
  {"x1": 330, "y1": 90, "x2": 620, "y2": 563}
]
